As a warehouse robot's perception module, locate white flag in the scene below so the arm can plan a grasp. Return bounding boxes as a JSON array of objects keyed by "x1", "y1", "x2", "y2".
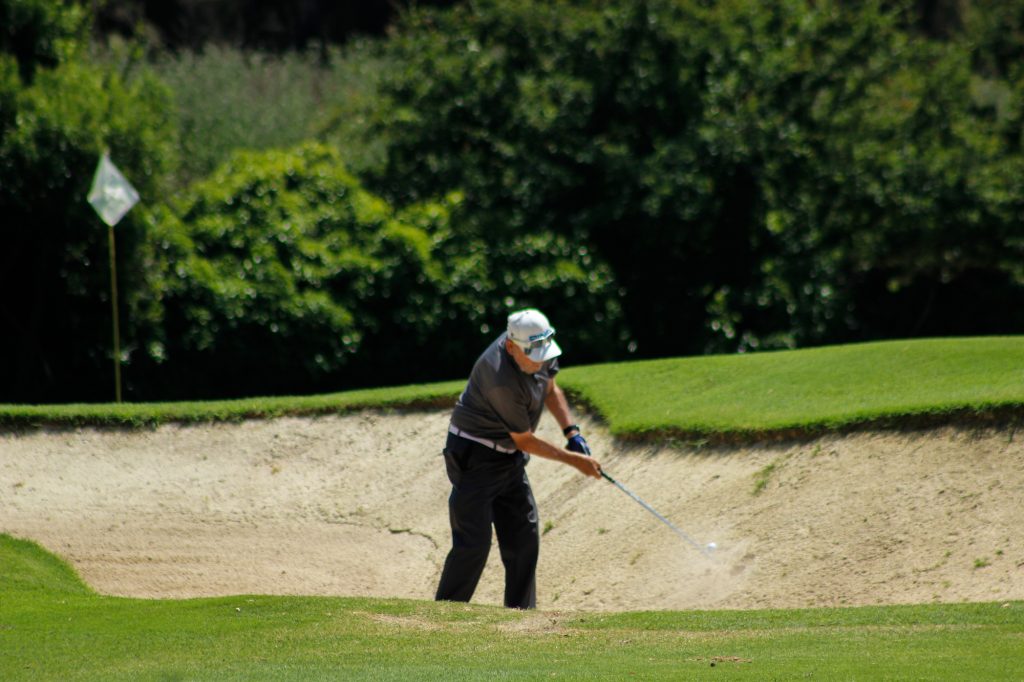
[{"x1": 87, "y1": 153, "x2": 140, "y2": 227}]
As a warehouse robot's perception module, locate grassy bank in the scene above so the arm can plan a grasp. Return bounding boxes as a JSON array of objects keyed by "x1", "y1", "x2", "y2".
[
  {"x1": 0, "y1": 381, "x2": 465, "y2": 428},
  {"x1": 1, "y1": 337, "x2": 1022, "y2": 440},
  {"x1": 559, "y1": 336, "x2": 1024, "y2": 441},
  {"x1": 1, "y1": 535, "x2": 1021, "y2": 681}
]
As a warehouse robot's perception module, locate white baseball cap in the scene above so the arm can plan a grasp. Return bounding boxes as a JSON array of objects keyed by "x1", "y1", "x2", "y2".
[{"x1": 507, "y1": 308, "x2": 562, "y2": 362}]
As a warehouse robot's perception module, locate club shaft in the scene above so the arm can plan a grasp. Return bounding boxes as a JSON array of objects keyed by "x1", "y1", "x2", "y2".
[{"x1": 602, "y1": 471, "x2": 712, "y2": 557}]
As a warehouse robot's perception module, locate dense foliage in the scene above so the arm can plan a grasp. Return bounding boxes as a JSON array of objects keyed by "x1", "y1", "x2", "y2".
[
  {"x1": 3, "y1": 0, "x2": 1024, "y2": 401},
  {"x1": 371, "y1": 0, "x2": 1024, "y2": 358},
  {"x1": 143, "y1": 44, "x2": 390, "y2": 189},
  {"x1": 91, "y1": 0, "x2": 461, "y2": 51},
  {"x1": 0, "y1": 0, "x2": 85, "y2": 83},
  {"x1": 0, "y1": 0, "x2": 175, "y2": 403},
  {"x1": 137, "y1": 144, "x2": 622, "y2": 398}
]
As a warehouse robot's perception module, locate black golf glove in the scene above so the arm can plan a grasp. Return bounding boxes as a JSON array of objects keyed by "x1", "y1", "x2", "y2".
[{"x1": 566, "y1": 433, "x2": 591, "y2": 456}]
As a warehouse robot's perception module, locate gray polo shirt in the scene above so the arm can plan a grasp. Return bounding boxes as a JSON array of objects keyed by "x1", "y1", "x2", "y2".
[{"x1": 450, "y1": 333, "x2": 560, "y2": 450}]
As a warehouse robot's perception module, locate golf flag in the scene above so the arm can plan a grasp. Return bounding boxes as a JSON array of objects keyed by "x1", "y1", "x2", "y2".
[
  {"x1": 87, "y1": 153, "x2": 139, "y2": 227},
  {"x1": 87, "y1": 152, "x2": 140, "y2": 403}
]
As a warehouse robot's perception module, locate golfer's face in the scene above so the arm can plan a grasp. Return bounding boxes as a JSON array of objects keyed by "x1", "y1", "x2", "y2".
[{"x1": 506, "y1": 339, "x2": 544, "y2": 374}]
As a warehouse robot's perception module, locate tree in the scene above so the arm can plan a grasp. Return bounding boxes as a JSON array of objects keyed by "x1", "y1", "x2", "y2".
[
  {"x1": 0, "y1": 2, "x2": 176, "y2": 403},
  {"x1": 92, "y1": 0, "x2": 463, "y2": 52},
  {"x1": 0, "y1": 0, "x2": 85, "y2": 83},
  {"x1": 371, "y1": 0, "x2": 1024, "y2": 357},
  {"x1": 145, "y1": 143, "x2": 625, "y2": 398}
]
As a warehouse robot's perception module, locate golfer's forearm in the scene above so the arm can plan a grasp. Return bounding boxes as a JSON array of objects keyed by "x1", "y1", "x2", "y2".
[
  {"x1": 510, "y1": 431, "x2": 602, "y2": 479},
  {"x1": 509, "y1": 432, "x2": 576, "y2": 464}
]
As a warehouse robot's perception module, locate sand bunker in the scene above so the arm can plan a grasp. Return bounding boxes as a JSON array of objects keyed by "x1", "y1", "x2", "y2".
[{"x1": 2, "y1": 411, "x2": 1022, "y2": 610}]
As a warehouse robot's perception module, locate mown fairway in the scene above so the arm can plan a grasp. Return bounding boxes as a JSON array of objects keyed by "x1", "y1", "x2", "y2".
[{"x1": 2, "y1": 536, "x2": 1022, "y2": 681}]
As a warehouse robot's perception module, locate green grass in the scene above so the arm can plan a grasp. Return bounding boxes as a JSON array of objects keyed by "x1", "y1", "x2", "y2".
[
  {"x1": 3, "y1": 338, "x2": 1024, "y2": 677},
  {"x1": 751, "y1": 460, "x2": 780, "y2": 495},
  {"x1": 2, "y1": 337, "x2": 1023, "y2": 441},
  {"x1": 0, "y1": 380, "x2": 465, "y2": 428},
  {"x1": 1, "y1": 535, "x2": 1022, "y2": 680},
  {"x1": 559, "y1": 336, "x2": 1024, "y2": 440}
]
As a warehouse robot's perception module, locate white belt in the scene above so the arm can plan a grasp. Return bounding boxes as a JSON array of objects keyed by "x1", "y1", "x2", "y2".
[{"x1": 448, "y1": 424, "x2": 518, "y2": 454}]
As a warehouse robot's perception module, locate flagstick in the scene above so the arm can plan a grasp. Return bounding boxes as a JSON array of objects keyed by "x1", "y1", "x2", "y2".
[
  {"x1": 89, "y1": 151, "x2": 138, "y2": 403},
  {"x1": 107, "y1": 223, "x2": 122, "y2": 403}
]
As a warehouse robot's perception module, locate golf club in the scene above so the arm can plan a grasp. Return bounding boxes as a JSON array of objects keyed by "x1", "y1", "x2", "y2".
[{"x1": 602, "y1": 471, "x2": 716, "y2": 559}]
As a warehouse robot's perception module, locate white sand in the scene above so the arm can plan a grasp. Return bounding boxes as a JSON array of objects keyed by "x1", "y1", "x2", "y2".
[{"x1": 2, "y1": 411, "x2": 1022, "y2": 610}]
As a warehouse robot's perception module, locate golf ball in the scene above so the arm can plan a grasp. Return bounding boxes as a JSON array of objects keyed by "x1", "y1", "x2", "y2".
[{"x1": 706, "y1": 542, "x2": 717, "y2": 551}]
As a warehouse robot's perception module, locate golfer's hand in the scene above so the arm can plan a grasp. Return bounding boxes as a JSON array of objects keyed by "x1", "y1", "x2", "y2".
[
  {"x1": 569, "y1": 452, "x2": 602, "y2": 479},
  {"x1": 566, "y1": 433, "x2": 591, "y2": 455}
]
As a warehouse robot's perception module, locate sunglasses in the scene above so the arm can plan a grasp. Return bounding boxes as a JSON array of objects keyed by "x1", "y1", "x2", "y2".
[{"x1": 513, "y1": 330, "x2": 555, "y2": 357}]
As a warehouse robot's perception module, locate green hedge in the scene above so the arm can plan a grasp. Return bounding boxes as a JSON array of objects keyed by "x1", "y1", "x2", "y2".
[{"x1": 139, "y1": 143, "x2": 624, "y2": 399}]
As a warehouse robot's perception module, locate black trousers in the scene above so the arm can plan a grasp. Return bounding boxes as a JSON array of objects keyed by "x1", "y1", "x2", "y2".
[{"x1": 435, "y1": 432, "x2": 540, "y2": 609}]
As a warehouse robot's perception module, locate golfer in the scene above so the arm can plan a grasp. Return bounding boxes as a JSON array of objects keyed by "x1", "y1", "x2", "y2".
[{"x1": 435, "y1": 308, "x2": 602, "y2": 609}]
